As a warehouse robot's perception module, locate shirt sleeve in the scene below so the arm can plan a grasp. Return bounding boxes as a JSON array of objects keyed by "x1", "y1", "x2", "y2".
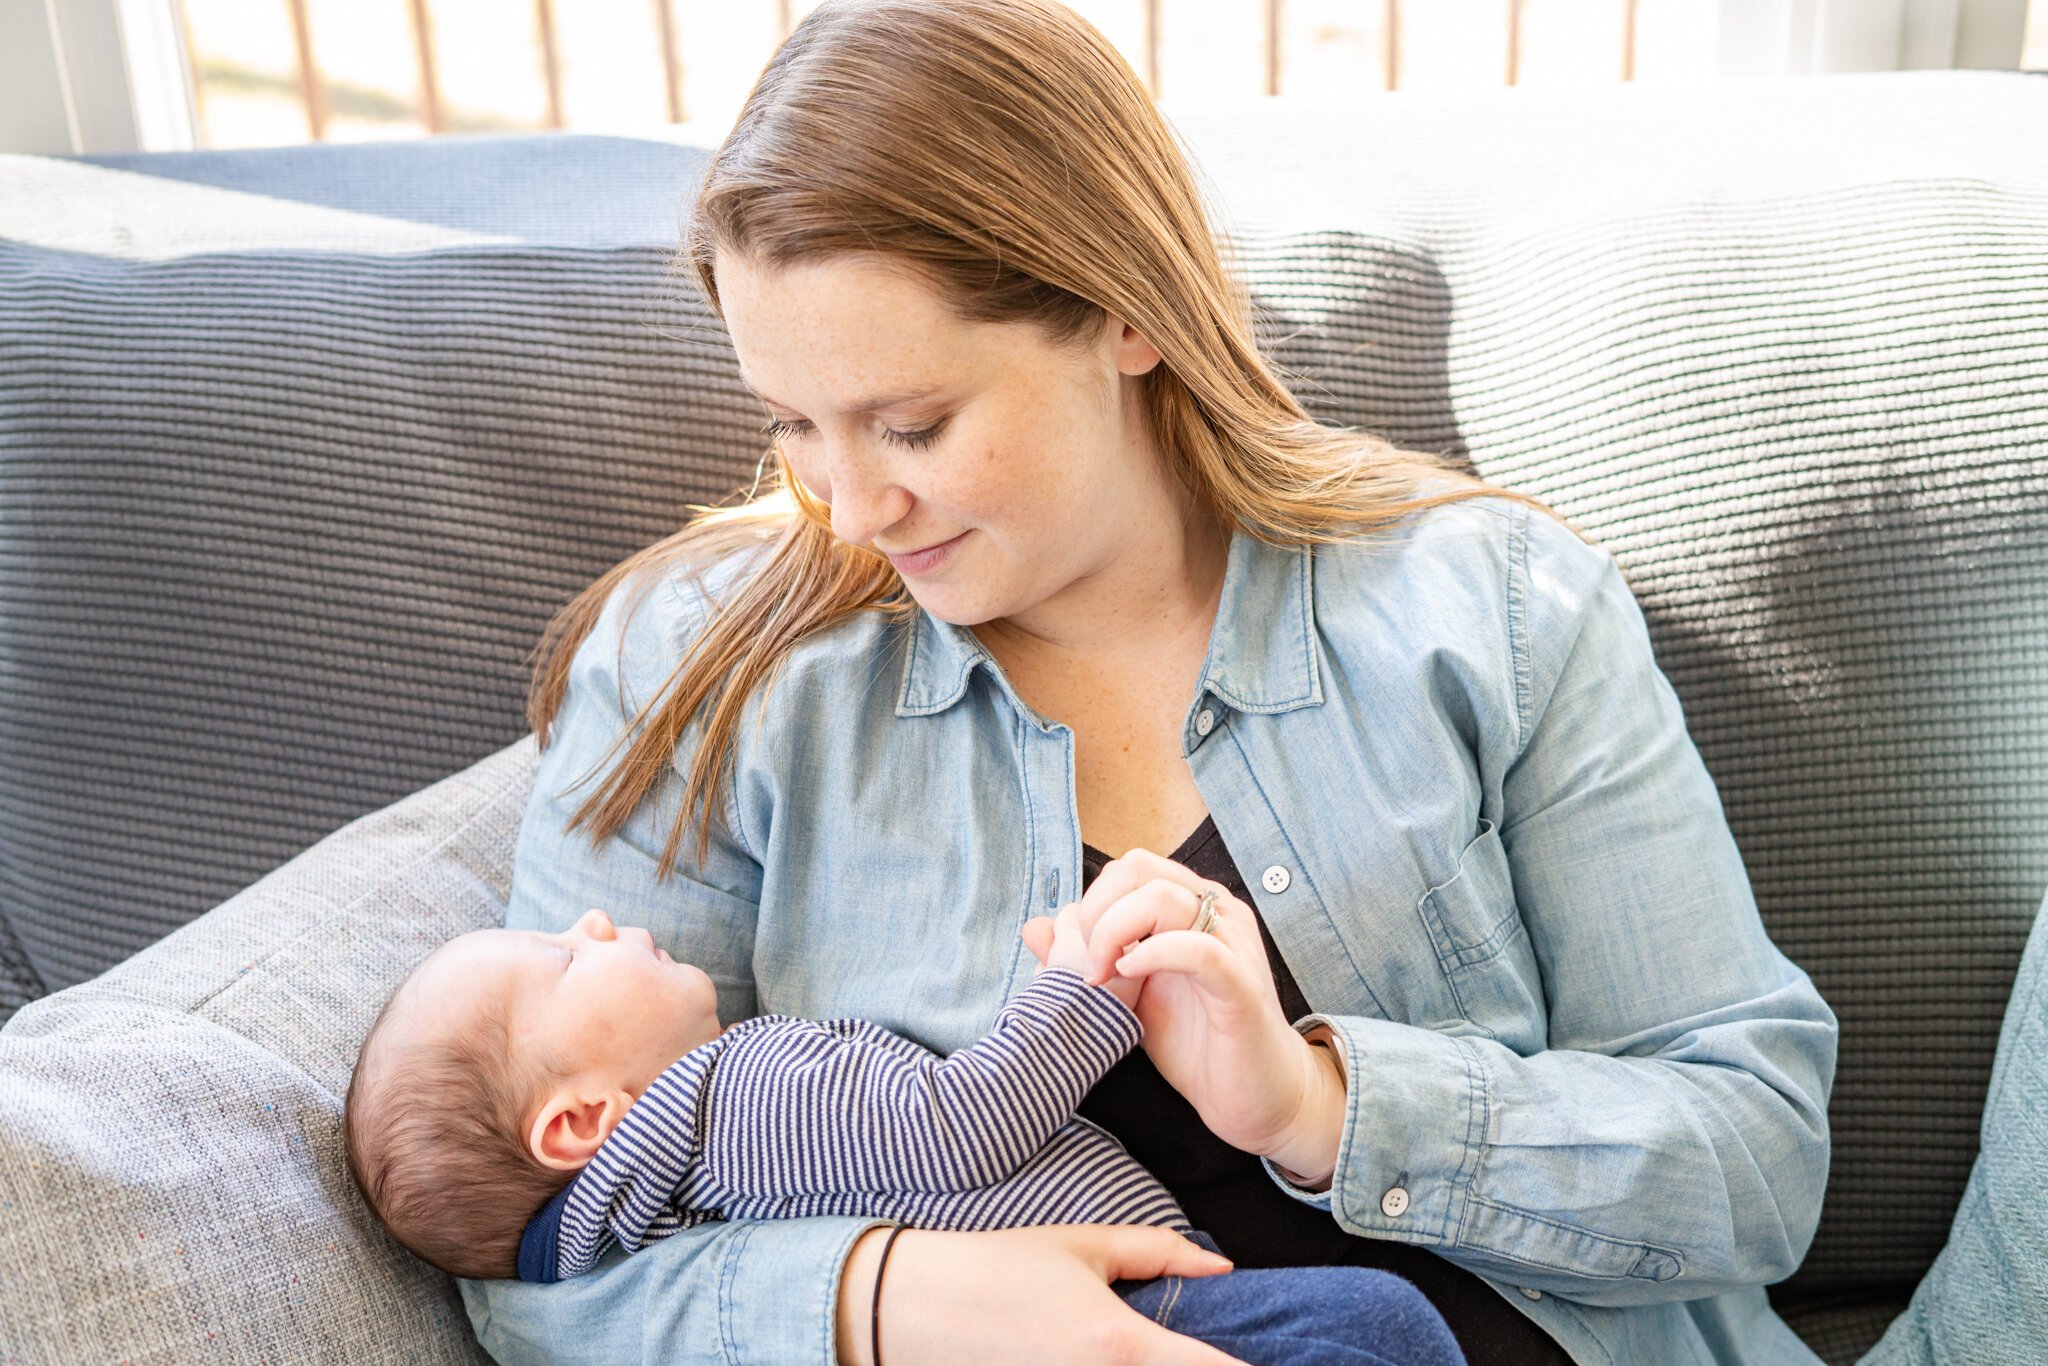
[
  {"x1": 708, "y1": 967, "x2": 1143, "y2": 1197},
  {"x1": 462, "y1": 1217, "x2": 893, "y2": 1366},
  {"x1": 1263, "y1": 503, "x2": 1840, "y2": 1308},
  {"x1": 466, "y1": 552, "x2": 881, "y2": 1364}
]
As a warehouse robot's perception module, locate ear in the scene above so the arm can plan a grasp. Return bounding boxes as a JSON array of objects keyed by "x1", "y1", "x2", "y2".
[
  {"x1": 527, "y1": 1086, "x2": 636, "y2": 1171},
  {"x1": 1109, "y1": 316, "x2": 1164, "y2": 379}
]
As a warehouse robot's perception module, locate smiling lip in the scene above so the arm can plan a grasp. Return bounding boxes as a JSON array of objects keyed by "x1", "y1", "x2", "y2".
[{"x1": 885, "y1": 531, "x2": 967, "y2": 576}]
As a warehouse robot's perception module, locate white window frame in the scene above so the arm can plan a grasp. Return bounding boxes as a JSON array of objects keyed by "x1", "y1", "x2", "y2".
[
  {"x1": 1717, "y1": 0, "x2": 2029, "y2": 76},
  {"x1": 4, "y1": 0, "x2": 197, "y2": 155}
]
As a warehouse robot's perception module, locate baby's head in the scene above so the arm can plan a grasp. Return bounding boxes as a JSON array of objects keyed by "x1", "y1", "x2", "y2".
[{"x1": 343, "y1": 908, "x2": 722, "y2": 1279}]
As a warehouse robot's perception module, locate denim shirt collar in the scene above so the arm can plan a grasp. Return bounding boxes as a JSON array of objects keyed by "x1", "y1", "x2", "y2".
[{"x1": 895, "y1": 525, "x2": 1324, "y2": 725}]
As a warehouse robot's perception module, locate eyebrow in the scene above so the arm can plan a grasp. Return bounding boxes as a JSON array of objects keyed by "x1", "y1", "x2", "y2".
[{"x1": 740, "y1": 378, "x2": 937, "y2": 414}]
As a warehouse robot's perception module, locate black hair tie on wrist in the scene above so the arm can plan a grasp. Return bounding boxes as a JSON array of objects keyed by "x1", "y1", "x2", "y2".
[{"x1": 871, "y1": 1223, "x2": 908, "y2": 1366}]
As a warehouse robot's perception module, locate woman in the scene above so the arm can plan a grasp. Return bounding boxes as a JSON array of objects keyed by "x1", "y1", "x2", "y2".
[{"x1": 459, "y1": 1, "x2": 1839, "y2": 1362}]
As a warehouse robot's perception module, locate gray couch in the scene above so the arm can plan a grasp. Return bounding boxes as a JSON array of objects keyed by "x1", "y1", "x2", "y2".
[{"x1": 2, "y1": 69, "x2": 2044, "y2": 1363}]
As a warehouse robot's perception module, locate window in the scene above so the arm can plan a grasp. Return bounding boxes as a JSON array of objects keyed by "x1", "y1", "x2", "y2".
[{"x1": 7, "y1": 0, "x2": 2043, "y2": 156}]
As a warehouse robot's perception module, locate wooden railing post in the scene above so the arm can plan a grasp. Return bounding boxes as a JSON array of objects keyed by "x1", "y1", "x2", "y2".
[
  {"x1": 284, "y1": 0, "x2": 325, "y2": 139},
  {"x1": 536, "y1": 0, "x2": 563, "y2": 128},
  {"x1": 655, "y1": 0, "x2": 685, "y2": 123},
  {"x1": 407, "y1": 0, "x2": 443, "y2": 134}
]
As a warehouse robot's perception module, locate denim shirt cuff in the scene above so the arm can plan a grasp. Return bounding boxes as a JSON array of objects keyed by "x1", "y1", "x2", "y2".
[
  {"x1": 721, "y1": 1216, "x2": 898, "y2": 1364},
  {"x1": 1262, "y1": 1012, "x2": 1484, "y2": 1244}
]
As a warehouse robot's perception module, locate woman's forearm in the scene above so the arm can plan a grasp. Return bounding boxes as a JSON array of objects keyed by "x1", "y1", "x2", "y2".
[
  {"x1": 835, "y1": 1225, "x2": 895, "y2": 1366},
  {"x1": 467, "y1": 1216, "x2": 887, "y2": 1364},
  {"x1": 1264, "y1": 1025, "x2": 1346, "y2": 1191}
]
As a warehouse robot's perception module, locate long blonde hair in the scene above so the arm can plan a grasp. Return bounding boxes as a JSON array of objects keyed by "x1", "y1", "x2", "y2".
[{"x1": 527, "y1": 0, "x2": 1571, "y2": 878}]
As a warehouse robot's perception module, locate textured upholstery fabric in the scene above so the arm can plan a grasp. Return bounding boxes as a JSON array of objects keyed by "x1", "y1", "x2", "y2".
[
  {"x1": 0, "y1": 133, "x2": 762, "y2": 998},
  {"x1": 0, "y1": 68, "x2": 2044, "y2": 1365},
  {"x1": 0, "y1": 737, "x2": 530, "y2": 1362},
  {"x1": 1773, "y1": 1290, "x2": 1917, "y2": 1366},
  {"x1": 1858, "y1": 890, "x2": 2048, "y2": 1365}
]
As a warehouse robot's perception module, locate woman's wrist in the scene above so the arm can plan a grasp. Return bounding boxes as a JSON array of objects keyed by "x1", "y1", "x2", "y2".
[
  {"x1": 833, "y1": 1225, "x2": 894, "y2": 1366},
  {"x1": 1266, "y1": 1029, "x2": 1347, "y2": 1190}
]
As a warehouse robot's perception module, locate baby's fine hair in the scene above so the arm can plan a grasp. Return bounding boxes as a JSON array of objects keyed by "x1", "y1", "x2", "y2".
[{"x1": 342, "y1": 956, "x2": 574, "y2": 1280}]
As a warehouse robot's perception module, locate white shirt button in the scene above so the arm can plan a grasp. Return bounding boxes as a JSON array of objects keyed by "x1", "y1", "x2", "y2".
[
  {"x1": 1519, "y1": 1286, "x2": 1543, "y2": 1301},
  {"x1": 1262, "y1": 865, "x2": 1291, "y2": 894},
  {"x1": 1195, "y1": 708, "x2": 1215, "y2": 736},
  {"x1": 1379, "y1": 1186, "x2": 1409, "y2": 1217}
]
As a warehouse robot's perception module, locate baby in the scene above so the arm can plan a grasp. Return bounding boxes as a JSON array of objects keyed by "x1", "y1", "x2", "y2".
[
  {"x1": 342, "y1": 902, "x2": 1216, "y2": 1284},
  {"x1": 344, "y1": 906, "x2": 1470, "y2": 1366}
]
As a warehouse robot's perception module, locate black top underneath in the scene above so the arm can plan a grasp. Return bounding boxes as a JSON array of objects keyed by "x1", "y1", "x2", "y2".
[{"x1": 1076, "y1": 816, "x2": 1571, "y2": 1366}]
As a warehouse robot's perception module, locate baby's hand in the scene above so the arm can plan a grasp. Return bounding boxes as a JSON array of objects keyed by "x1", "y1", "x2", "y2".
[{"x1": 1023, "y1": 903, "x2": 1143, "y2": 1014}]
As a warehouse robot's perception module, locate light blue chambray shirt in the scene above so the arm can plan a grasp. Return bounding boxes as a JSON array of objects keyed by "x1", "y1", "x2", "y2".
[{"x1": 459, "y1": 491, "x2": 1839, "y2": 1366}]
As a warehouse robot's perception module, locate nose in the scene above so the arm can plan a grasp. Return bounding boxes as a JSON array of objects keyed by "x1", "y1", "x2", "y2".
[
  {"x1": 576, "y1": 907, "x2": 616, "y2": 941},
  {"x1": 817, "y1": 443, "x2": 911, "y2": 548}
]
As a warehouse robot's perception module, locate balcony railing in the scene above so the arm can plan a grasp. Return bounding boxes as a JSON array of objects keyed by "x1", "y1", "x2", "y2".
[{"x1": 178, "y1": 0, "x2": 2048, "y2": 151}]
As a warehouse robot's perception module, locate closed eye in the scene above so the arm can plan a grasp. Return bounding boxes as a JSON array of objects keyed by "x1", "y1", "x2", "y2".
[{"x1": 762, "y1": 416, "x2": 948, "y2": 450}]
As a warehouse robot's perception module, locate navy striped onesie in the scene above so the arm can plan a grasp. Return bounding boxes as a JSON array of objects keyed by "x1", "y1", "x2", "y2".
[{"x1": 516, "y1": 965, "x2": 1194, "y2": 1282}]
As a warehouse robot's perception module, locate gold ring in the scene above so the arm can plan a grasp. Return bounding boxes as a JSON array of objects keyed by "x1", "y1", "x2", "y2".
[{"x1": 1190, "y1": 888, "x2": 1221, "y2": 936}]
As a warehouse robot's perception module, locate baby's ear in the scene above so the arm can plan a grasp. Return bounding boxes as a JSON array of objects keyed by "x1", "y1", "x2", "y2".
[{"x1": 528, "y1": 1088, "x2": 634, "y2": 1170}]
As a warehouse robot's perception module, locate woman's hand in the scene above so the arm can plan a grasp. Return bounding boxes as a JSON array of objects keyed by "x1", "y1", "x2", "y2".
[
  {"x1": 835, "y1": 1224, "x2": 1241, "y2": 1366},
  {"x1": 1022, "y1": 900, "x2": 1145, "y2": 1014},
  {"x1": 1066, "y1": 849, "x2": 1346, "y2": 1181}
]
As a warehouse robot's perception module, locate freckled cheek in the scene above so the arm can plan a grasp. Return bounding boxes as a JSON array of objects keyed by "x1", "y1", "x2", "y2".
[
  {"x1": 784, "y1": 451, "x2": 829, "y2": 503},
  {"x1": 956, "y1": 422, "x2": 1060, "y2": 505}
]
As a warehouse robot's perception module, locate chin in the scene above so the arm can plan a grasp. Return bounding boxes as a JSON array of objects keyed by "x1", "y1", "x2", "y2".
[{"x1": 909, "y1": 583, "x2": 1001, "y2": 629}]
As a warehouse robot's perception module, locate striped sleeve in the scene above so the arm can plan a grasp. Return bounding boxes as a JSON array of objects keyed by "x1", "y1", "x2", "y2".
[{"x1": 703, "y1": 968, "x2": 1142, "y2": 1197}]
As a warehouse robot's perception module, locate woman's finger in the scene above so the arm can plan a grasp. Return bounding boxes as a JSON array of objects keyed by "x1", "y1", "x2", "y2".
[
  {"x1": 1084, "y1": 878, "x2": 1249, "y2": 985},
  {"x1": 869, "y1": 1223, "x2": 1242, "y2": 1366},
  {"x1": 1064, "y1": 1226, "x2": 1248, "y2": 1362},
  {"x1": 1071, "y1": 847, "x2": 1202, "y2": 938},
  {"x1": 1064, "y1": 1222, "x2": 1234, "y2": 1282},
  {"x1": 1110, "y1": 928, "x2": 1241, "y2": 986},
  {"x1": 1081, "y1": 878, "x2": 1192, "y2": 983}
]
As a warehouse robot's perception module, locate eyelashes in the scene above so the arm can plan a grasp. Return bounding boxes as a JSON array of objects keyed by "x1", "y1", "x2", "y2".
[{"x1": 761, "y1": 417, "x2": 947, "y2": 451}]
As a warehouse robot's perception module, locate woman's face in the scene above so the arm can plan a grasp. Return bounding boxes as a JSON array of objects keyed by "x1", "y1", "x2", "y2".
[{"x1": 712, "y1": 247, "x2": 1184, "y2": 635}]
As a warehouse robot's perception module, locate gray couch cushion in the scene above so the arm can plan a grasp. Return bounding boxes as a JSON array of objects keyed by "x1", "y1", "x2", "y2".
[
  {"x1": 0, "y1": 135, "x2": 767, "y2": 1000},
  {"x1": 1859, "y1": 890, "x2": 2048, "y2": 1365},
  {"x1": 0, "y1": 737, "x2": 530, "y2": 1361}
]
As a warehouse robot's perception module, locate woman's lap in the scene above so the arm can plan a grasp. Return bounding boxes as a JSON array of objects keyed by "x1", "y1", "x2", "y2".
[{"x1": 1111, "y1": 1239, "x2": 1469, "y2": 1366}]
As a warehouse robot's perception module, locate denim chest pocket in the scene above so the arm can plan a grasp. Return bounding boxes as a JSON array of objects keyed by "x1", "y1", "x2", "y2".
[{"x1": 1415, "y1": 817, "x2": 1547, "y2": 1048}]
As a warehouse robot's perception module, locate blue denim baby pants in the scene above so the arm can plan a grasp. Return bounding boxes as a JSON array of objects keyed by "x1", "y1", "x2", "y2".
[{"x1": 1112, "y1": 1229, "x2": 1469, "y2": 1366}]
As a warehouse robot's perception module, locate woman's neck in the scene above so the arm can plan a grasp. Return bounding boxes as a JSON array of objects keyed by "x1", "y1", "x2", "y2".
[{"x1": 973, "y1": 508, "x2": 1230, "y2": 675}]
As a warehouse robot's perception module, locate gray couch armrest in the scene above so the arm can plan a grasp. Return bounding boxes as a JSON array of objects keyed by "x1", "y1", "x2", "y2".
[{"x1": 0, "y1": 737, "x2": 535, "y2": 1363}]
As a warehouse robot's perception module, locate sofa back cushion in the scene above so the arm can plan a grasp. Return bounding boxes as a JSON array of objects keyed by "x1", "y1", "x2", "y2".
[
  {"x1": 0, "y1": 134, "x2": 764, "y2": 998},
  {"x1": 1859, "y1": 888, "x2": 2048, "y2": 1366}
]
